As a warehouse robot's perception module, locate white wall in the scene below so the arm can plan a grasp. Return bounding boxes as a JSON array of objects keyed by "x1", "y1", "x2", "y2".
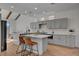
[
  {"x1": 16, "y1": 15, "x2": 37, "y2": 33},
  {"x1": 1, "y1": 9, "x2": 9, "y2": 20}
]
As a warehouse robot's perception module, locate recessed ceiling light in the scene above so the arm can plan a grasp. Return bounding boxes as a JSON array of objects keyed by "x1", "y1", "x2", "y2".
[
  {"x1": 48, "y1": 15, "x2": 55, "y2": 20},
  {"x1": 25, "y1": 10, "x2": 27, "y2": 14},
  {"x1": 43, "y1": 11, "x2": 46, "y2": 14},
  {"x1": 34, "y1": 14, "x2": 36, "y2": 16},
  {"x1": 11, "y1": 6, "x2": 14, "y2": 9},
  {"x1": 34, "y1": 19, "x2": 37, "y2": 22},
  {"x1": 35, "y1": 8, "x2": 38, "y2": 10},
  {"x1": 41, "y1": 17, "x2": 45, "y2": 21},
  {"x1": 29, "y1": 11, "x2": 32, "y2": 14}
]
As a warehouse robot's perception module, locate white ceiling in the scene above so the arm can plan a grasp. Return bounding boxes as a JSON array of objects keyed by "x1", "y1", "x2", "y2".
[{"x1": 0, "y1": 3, "x2": 79, "y2": 16}]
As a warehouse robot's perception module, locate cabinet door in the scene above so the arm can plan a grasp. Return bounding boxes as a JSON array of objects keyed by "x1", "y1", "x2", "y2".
[
  {"x1": 30, "y1": 22, "x2": 34, "y2": 29},
  {"x1": 54, "y1": 18, "x2": 68, "y2": 29},
  {"x1": 30, "y1": 22, "x2": 36, "y2": 29},
  {"x1": 33, "y1": 23, "x2": 38, "y2": 29},
  {"x1": 31, "y1": 22, "x2": 39, "y2": 29},
  {"x1": 65, "y1": 35, "x2": 75, "y2": 47},
  {"x1": 47, "y1": 20, "x2": 55, "y2": 29},
  {"x1": 53, "y1": 35, "x2": 66, "y2": 45},
  {"x1": 53, "y1": 35, "x2": 61, "y2": 44},
  {"x1": 54, "y1": 19, "x2": 61, "y2": 29},
  {"x1": 48, "y1": 39, "x2": 54, "y2": 44},
  {"x1": 48, "y1": 35, "x2": 57, "y2": 44},
  {"x1": 48, "y1": 35, "x2": 75, "y2": 47},
  {"x1": 47, "y1": 20, "x2": 50, "y2": 29},
  {"x1": 59, "y1": 18, "x2": 68, "y2": 29},
  {"x1": 59, "y1": 36, "x2": 66, "y2": 46}
]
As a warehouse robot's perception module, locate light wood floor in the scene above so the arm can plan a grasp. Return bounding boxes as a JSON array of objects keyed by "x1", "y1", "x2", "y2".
[{"x1": 0, "y1": 39, "x2": 79, "y2": 56}]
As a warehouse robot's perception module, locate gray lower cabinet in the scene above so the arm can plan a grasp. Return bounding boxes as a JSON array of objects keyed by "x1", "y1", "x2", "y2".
[
  {"x1": 65, "y1": 35, "x2": 75, "y2": 47},
  {"x1": 48, "y1": 35, "x2": 66, "y2": 46},
  {"x1": 53, "y1": 35, "x2": 66, "y2": 46},
  {"x1": 48, "y1": 35, "x2": 75, "y2": 47}
]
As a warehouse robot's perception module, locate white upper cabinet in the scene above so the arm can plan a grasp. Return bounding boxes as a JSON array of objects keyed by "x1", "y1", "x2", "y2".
[
  {"x1": 47, "y1": 18, "x2": 68, "y2": 29},
  {"x1": 58, "y1": 18, "x2": 68, "y2": 29},
  {"x1": 47, "y1": 20, "x2": 55, "y2": 29},
  {"x1": 30, "y1": 22, "x2": 39, "y2": 29},
  {"x1": 30, "y1": 22, "x2": 36, "y2": 29},
  {"x1": 30, "y1": 21, "x2": 47, "y2": 29},
  {"x1": 54, "y1": 19, "x2": 61, "y2": 29},
  {"x1": 30, "y1": 18, "x2": 68, "y2": 29}
]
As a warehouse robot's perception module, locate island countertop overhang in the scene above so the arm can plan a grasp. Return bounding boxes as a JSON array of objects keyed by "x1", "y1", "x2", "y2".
[{"x1": 22, "y1": 34, "x2": 52, "y2": 39}]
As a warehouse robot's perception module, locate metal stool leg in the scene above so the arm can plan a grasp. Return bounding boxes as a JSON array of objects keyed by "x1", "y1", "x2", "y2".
[
  {"x1": 21, "y1": 44, "x2": 24, "y2": 56},
  {"x1": 16, "y1": 44, "x2": 24, "y2": 56},
  {"x1": 21, "y1": 44, "x2": 25, "y2": 56},
  {"x1": 25, "y1": 45, "x2": 29, "y2": 55},
  {"x1": 23, "y1": 44, "x2": 26, "y2": 56},
  {"x1": 28, "y1": 45, "x2": 33, "y2": 56},
  {"x1": 36, "y1": 44, "x2": 39, "y2": 56},
  {"x1": 16, "y1": 44, "x2": 20, "y2": 54}
]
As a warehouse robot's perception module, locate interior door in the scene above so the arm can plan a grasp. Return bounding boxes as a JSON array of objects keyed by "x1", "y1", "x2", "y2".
[{"x1": 1, "y1": 20, "x2": 7, "y2": 52}]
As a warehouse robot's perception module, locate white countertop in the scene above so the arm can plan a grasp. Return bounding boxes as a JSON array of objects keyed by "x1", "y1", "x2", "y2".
[
  {"x1": 23, "y1": 34, "x2": 51, "y2": 39},
  {"x1": 47, "y1": 32, "x2": 75, "y2": 35},
  {"x1": 54, "y1": 31, "x2": 76, "y2": 35},
  {"x1": 53, "y1": 33, "x2": 75, "y2": 35}
]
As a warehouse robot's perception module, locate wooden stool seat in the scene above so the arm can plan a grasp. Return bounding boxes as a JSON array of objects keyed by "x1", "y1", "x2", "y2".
[
  {"x1": 32, "y1": 41, "x2": 38, "y2": 45},
  {"x1": 28, "y1": 41, "x2": 38, "y2": 46},
  {"x1": 16, "y1": 35, "x2": 39, "y2": 56},
  {"x1": 16, "y1": 35, "x2": 26, "y2": 55},
  {"x1": 23, "y1": 36, "x2": 39, "y2": 56}
]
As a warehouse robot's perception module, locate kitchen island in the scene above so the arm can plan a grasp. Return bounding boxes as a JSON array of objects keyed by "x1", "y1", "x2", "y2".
[{"x1": 22, "y1": 34, "x2": 51, "y2": 55}]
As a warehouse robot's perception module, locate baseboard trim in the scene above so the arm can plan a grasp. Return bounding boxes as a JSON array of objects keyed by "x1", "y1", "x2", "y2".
[{"x1": 48, "y1": 43, "x2": 76, "y2": 49}]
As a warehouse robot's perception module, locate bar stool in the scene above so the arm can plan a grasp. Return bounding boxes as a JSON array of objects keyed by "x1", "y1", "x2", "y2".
[
  {"x1": 16, "y1": 35, "x2": 26, "y2": 55},
  {"x1": 23, "y1": 37, "x2": 39, "y2": 56}
]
